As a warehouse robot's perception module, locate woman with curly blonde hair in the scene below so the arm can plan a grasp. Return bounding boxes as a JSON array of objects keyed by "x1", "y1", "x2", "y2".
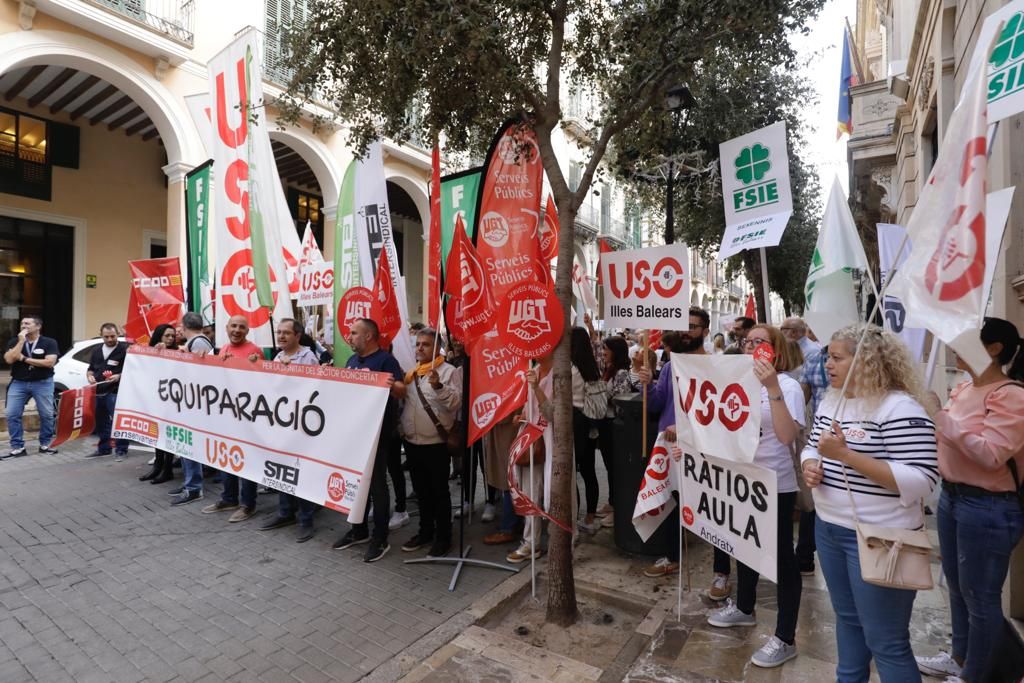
[{"x1": 801, "y1": 324, "x2": 938, "y2": 682}]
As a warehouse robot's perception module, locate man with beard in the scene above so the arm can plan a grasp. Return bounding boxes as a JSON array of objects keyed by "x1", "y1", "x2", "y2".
[{"x1": 635, "y1": 307, "x2": 709, "y2": 579}]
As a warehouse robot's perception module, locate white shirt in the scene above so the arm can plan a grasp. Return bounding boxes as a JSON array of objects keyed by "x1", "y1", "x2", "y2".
[
  {"x1": 798, "y1": 335, "x2": 821, "y2": 359},
  {"x1": 753, "y1": 374, "x2": 806, "y2": 494},
  {"x1": 101, "y1": 344, "x2": 116, "y2": 360}
]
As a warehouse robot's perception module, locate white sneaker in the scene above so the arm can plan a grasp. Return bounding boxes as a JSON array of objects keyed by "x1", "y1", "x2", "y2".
[
  {"x1": 481, "y1": 503, "x2": 496, "y2": 522},
  {"x1": 750, "y1": 635, "x2": 797, "y2": 668},
  {"x1": 943, "y1": 677, "x2": 965, "y2": 683},
  {"x1": 916, "y1": 652, "x2": 962, "y2": 678},
  {"x1": 707, "y1": 600, "x2": 756, "y2": 628},
  {"x1": 453, "y1": 502, "x2": 470, "y2": 519},
  {"x1": 388, "y1": 510, "x2": 410, "y2": 530}
]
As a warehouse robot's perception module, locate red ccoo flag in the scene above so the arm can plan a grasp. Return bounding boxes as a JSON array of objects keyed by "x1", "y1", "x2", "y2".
[
  {"x1": 370, "y1": 249, "x2": 402, "y2": 348},
  {"x1": 50, "y1": 384, "x2": 97, "y2": 447},
  {"x1": 426, "y1": 145, "x2": 443, "y2": 328},
  {"x1": 444, "y1": 215, "x2": 496, "y2": 344}
]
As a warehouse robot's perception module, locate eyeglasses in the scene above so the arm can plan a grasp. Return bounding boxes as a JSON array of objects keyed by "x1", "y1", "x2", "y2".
[
  {"x1": 741, "y1": 338, "x2": 771, "y2": 348},
  {"x1": 780, "y1": 326, "x2": 796, "y2": 332}
]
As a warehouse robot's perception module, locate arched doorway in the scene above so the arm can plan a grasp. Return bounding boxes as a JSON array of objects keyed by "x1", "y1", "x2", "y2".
[{"x1": 386, "y1": 181, "x2": 425, "y2": 319}]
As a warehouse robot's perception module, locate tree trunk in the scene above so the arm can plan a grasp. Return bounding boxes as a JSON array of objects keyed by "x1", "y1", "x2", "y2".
[
  {"x1": 545, "y1": 191, "x2": 580, "y2": 627},
  {"x1": 744, "y1": 251, "x2": 768, "y2": 323}
]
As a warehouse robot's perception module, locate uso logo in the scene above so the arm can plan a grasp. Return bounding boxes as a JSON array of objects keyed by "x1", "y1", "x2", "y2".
[
  {"x1": 607, "y1": 257, "x2": 685, "y2": 299},
  {"x1": 205, "y1": 438, "x2": 244, "y2": 473},
  {"x1": 327, "y1": 472, "x2": 347, "y2": 502},
  {"x1": 680, "y1": 379, "x2": 752, "y2": 432}
]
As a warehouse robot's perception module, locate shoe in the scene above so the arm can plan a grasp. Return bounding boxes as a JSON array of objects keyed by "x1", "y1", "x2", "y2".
[
  {"x1": 151, "y1": 472, "x2": 174, "y2": 484},
  {"x1": 228, "y1": 506, "x2": 256, "y2": 523},
  {"x1": 114, "y1": 453, "x2": 126, "y2": 462},
  {"x1": 295, "y1": 525, "x2": 315, "y2": 543},
  {"x1": 577, "y1": 518, "x2": 601, "y2": 533},
  {"x1": 426, "y1": 540, "x2": 451, "y2": 558},
  {"x1": 38, "y1": 445, "x2": 58, "y2": 454},
  {"x1": 258, "y1": 516, "x2": 296, "y2": 531},
  {"x1": 146, "y1": 456, "x2": 155, "y2": 466},
  {"x1": 8, "y1": 447, "x2": 27, "y2": 458},
  {"x1": 943, "y1": 677, "x2": 965, "y2": 683},
  {"x1": 916, "y1": 652, "x2": 962, "y2": 678},
  {"x1": 201, "y1": 500, "x2": 239, "y2": 514},
  {"x1": 388, "y1": 510, "x2": 410, "y2": 530},
  {"x1": 138, "y1": 467, "x2": 159, "y2": 482},
  {"x1": 333, "y1": 529, "x2": 370, "y2": 550},
  {"x1": 453, "y1": 502, "x2": 470, "y2": 519},
  {"x1": 799, "y1": 561, "x2": 815, "y2": 576},
  {"x1": 708, "y1": 573, "x2": 731, "y2": 601},
  {"x1": 167, "y1": 487, "x2": 185, "y2": 496},
  {"x1": 401, "y1": 534, "x2": 434, "y2": 552},
  {"x1": 707, "y1": 600, "x2": 756, "y2": 628},
  {"x1": 596, "y1": 504, "x2": 613, "y2": 518},
  {"x1": 750, "y1": 635, "x2": 798, "y2": 668},
  {"x1": 169, "y1": 490, "x2": 203, "y2": 507},
  {"x1": 483, "y1": 531, "x2": 517, "y2": 545},
  {"x1": 481, "y1": 503, "x2": 496, "y2": 522},
  {"x1": 85, "y1": 451, "x2": 110, "y2": 458},
  {"x1": 506, "y1": 541, "x2": 542, "y2": 563},
  {"x1": 601, "y1": 515, "x2": 614, "y2": 528},
  {"x1": 643, "y1": 557, "x2": 680, "y2": 578},
  {"x1": 364, "y1": 539, "x2": 390, "y2": 562}
]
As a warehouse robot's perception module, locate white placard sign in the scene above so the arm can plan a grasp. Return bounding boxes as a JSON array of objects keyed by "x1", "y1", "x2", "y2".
[
  {"x1": 113, "y1": 345, "x2": 389, "y2": 522},
  {"x1": 600, "y1": 243, "x2": 691, "y2": 329},
  {"x1": 679, "y1": 451, "x2": 778, "y2": 582},
  {"x1": 298, "y1": 260, "x2": 334, "y2": 307},
  {"x1": 965, "y1": 1, "x2": 1024, "y2": 124},
  {"x1": 717, "y1": 122, "x2": 793, "y2": 260}
]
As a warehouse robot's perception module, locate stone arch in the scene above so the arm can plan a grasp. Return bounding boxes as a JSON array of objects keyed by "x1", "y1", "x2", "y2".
[
  {"x1": 0, "y1": 29, "x2": 203, "y2": 166},
  {"x1": 269, "y1": 128, "x2": 341, "y2": 209},
  {"x1": 385, "y1": 169, "x2": 429, "y2": 226}
]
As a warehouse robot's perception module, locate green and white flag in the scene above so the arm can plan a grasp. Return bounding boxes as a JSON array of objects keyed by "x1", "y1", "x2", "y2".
[
  {"x1": 332, "y1": 160, "x2": 359, "y2": 367},
  {"x1": 803, "y1": 176, "x2": 870, "y2": 344}
]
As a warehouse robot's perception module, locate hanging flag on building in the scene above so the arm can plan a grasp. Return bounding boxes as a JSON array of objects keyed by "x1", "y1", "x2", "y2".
[
  {"x1": 427, "y1": 145, "x2": 443, "y2": 328},
  {"x1": 184, "y1": 160, "x2": 213, "y2": 322},
  {"x1": 803, "y1": 176, "x2": 871, "y2": 343},
  {"x1": 837, "y1": 27, "x2": 858, "y2": 139},
  {"x1": 208, "y1": 29, "x2": 293, "y2": 348},
  {"x1": 888, "y1": 54, "x2": 991, "y2": 375},
  {"x1": 369, "y1": 248, "x2": 401, "y2": 349}
]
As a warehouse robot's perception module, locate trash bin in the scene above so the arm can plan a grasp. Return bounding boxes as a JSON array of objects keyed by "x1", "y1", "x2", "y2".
[{"x1": 611, "y1": 393, "x2": 674, "y2": 556}]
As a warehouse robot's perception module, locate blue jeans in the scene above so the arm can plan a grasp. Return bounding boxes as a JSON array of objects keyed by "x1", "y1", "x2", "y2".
[
  {"x1": 181, "y1": 458, "x2": 203, "y2": 493},
  {"x1": 95, "y1": 392, "x2": 129, "y2": 454},
  {"x1": 938, "y1": 489, "x2": 1024, "y2": 681},
  {"x1": 278, "y1": 493, "x2": 315, "y2": 527},
  {"x1": 500, "y1": 490, "x2": 520, "y2": 533},
  {"x1": 816, "y1": 519, "x2": 921, "y2": 682},
  {"x1": 220, "y1": 474, "x2": 256, "y2": 508},
  {"x1": 6, "y1": 378, "x2": 55, "y2": 449}
]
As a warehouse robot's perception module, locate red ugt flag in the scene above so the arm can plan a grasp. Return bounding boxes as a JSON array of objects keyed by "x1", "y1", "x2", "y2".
[
  {"x1": 427, "y1": 146, "x2": 443, "y2": 329},
  {"x1": 444, "y1": 215, "x2": 496, "y2": 344},
  {"x1": 50, "y1": 384, "x2": 97, "y2": 447},
  {"x1": 370, "y1": 249, "x2": 401, "y2": 348}
]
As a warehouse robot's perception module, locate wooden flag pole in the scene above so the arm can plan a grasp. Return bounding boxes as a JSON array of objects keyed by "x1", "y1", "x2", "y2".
[{"x1": 641, "y1": 330, "x2": 649, "y2": 461}]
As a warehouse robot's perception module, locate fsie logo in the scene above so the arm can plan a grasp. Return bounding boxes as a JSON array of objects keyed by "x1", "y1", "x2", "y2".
[
  {"x1": 732, "y1": 143, "x2": 779, "y2": 212},
  {"x1": 988, "y1": 12, "x2": 1024, "y2": 104}
]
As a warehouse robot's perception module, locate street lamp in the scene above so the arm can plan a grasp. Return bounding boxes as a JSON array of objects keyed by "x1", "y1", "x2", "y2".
[{"x1": 663, "y1": 85, "x2": 694, "y2": 245}]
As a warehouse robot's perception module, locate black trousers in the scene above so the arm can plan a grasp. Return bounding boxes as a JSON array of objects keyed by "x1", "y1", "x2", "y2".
[
  {"x1": 796, "y1": 510, "x2": 816, "y2": 567},
  {"x1": 736, "y1": 491, "x2": 801, "y2": 644},
  {"x1": 386, "y1": 432, "x2": 406, "y2": 513},
  {"x1": 405, "y1": 441, "x2": 451, "y2": 542},
  {"x1": 596, "y1": 417, "x2": 616, "y2": 504},
  {"x1": 353, "y1": 430, "x2": 392, "y2": 542},
  {"x1": 573, "y1": 407, "x2": 598, "y2": 515}
]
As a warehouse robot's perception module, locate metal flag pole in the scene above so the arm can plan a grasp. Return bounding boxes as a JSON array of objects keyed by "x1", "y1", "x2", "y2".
[
  {"x1": 528, "y1": 380, "x2": 537, "y2": 600},
  {"x1": 758, "y1": 248, "x2": 772, "y2": 325}
]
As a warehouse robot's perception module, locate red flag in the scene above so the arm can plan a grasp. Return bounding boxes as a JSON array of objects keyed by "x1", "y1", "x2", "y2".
[
  {"x1": 596, "y1": 238, "x2": 614, "y2": 285},
  {"x1": 370, "y1": 249, "x2": 401, "y2": 348},
  {"x1": 50, "y1": 384, "x2": 97, "y2": 447},
  {"x1": 125, "y1": 257, "x2": 186, "y2": 343},
  {"x1": 467, "y1": 327, "x2": 528, "y2": 444},
  {"x1": 648, "y1": 329, "x2": 663, "y2": 351},
  {"x1": 427, "y1": 145, "x2": 443, "y2": 328},
  {"x1": 744, "y1": 293, "x2": 756, "y2": 321},
  {"x1": 539, "y1": 196, "x2": 559, "y2": 262},
  {"x1": 444, "y1": 215, "x2": 496, "y2": 344},
  {"x1": 506, "y1": 418, "x2": 571, "y2": 533}
]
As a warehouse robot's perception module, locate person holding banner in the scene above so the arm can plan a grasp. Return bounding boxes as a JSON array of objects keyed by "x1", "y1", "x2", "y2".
[
  {"x1": 399, "y1": 328, "x2": 461, "y2": 558},
  {"x1": 139, "y1": 325, "x2": 179, "y2": 484},
  {"x1": 706, "y1": 324, "x2": 805, "y2": 670},
  {"x1": 258, "y1": 319, "x2": 322, "y2": 542},
  {"x1": 801, "y1": 324, "x2": 938, "y2": 682},
  {"x1": 85, "y1": 323, "x2": 130, "y2": 459},
  {"x1": 3, "y1": 316, "x2": 59, "y2": 457},
  {"x1": 916, "y1": 318, "x2": 1024, "y2": 683},
  {"x1": 333, "y1": 318, "x2": 406, "y2": 563},
  {"x1": 219, "y1": 315, "x2": 263, "y2": 361},
  {"x1": 168, "y1": 312, "x2": 213, "y2": 506},
  {"x1": 594, "y1": 336, "x2": 636, "y2": 526}
]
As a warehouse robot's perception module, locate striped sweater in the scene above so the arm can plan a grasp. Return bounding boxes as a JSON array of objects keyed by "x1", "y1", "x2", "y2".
[{"x1": 800, "y1": 391, "x2": 938, "y2": 531}]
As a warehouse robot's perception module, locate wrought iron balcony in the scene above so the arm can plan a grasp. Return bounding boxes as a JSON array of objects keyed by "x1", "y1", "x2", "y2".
[{"x1": 89, "y1": 0, "x2": 195, "y2": 46}]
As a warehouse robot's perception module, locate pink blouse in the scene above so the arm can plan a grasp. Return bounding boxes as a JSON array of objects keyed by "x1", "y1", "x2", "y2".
[{"x1": 937, "y1": 380, "x2": 1024, "y2": 492}]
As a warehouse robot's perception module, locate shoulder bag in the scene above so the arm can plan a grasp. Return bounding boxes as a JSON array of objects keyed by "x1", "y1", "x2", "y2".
[
  {"x1": 413, "y1": 376, "x2": 463, "y2": 456},
  {"x1": 582, "y1": 379, "x2": 611, "y2": 420}
]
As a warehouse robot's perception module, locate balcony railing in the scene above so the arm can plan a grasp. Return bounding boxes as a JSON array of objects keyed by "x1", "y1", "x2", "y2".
[
  {"x1": 601, "y1": 215, "x2": 629, "y2": 244},
  {"x1": 575, "y1": 202, "x2": 599, "y2": 234},
  {"x1": 90, "y1": 0, "x2": 195, "y2": 46}
]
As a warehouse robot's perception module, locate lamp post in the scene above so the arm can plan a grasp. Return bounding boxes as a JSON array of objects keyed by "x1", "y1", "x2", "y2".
[{"x1": 663, "y1": 84, "x2": 694, "y2": 245}]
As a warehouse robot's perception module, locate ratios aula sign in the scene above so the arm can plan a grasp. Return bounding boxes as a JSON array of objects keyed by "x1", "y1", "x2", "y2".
[
  {"x1": 601, "y1": 243, "x2": 691, "y2": 330},
  {"x1": 717, "y1": 122, "x2": 793, "y2": 260}
]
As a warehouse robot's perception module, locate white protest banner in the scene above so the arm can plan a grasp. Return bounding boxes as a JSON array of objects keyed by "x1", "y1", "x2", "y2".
[
  {"x1": 112, "y1": 345, "x2": 389, "y2": 522},
  {"x1": 601, "y1": 243, "x2": 691, "y2": 329},
  {"x1": 631, "y1": 433, "x2": 681, "y2": 541},
  {"x1": 671, "y1": 353, "x2": 761, "y2": 464},
  {"x1": 964, "y1": 1, "x2": 1024, "y2": 124},
  {"x1": 878, "y1": 223, "x2": 927, "y2": 362},
  {"x1": 717, "y1": 122, "x2": 793, "y2": 260},
  {"x1": 572, "y1": 252, "x2": 599, "y2": 313},
  {"x1": 982, "y1": 187, "x2": 1016, "y2": 315},
  {"x1": 679, "y1": 451, "x2": 778, "y2": 582},
  {"x1": 298, "y1": 260, "x2": 334, "y2": 307}
]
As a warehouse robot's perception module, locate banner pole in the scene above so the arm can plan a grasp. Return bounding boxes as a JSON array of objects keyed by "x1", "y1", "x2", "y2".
[
  {"x1": 924, "y1": 335, "x2": 943, "y2": 391},
  {"x1": 758, "y1": 247, "x2": 771, "y2": 325},
  {"x1": 528, "y1": 381, "x2": 536, "y2": 601},
  {"x1": 642, "y1": 331, "x2": 649, "y2": 463}
]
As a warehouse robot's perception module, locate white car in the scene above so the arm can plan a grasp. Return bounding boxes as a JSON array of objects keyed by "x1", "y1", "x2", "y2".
[{"x1": 52, "y1": 337, "x2": 128, "y2": 406}]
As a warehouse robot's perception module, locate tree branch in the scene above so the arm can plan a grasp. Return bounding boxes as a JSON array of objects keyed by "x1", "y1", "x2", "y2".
[{"x1": 541, "y1": 0, "x2": 568, "y2": 126}]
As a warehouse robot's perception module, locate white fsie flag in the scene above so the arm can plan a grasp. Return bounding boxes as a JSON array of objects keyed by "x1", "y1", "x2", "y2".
[
  {"x1": 887, "y1": 60, "x2": 991, "y2": 374},
  {"x1": 803, "y1": 176, "x2": 870, "y2": 344},
  {"x1": 671, "y1": 354, "x2": 761, "y2": 464},
  {"x1": 631, "y1": 433, "x2": 681, "y2": 541}
]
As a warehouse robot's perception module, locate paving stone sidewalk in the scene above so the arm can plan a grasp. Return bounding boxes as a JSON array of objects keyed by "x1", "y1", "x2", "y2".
[{"x1": 0, "y1": 439, "x2": 516, "y2": 683}]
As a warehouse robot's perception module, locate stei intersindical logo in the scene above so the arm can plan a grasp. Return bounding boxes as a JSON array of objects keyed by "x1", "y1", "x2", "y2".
[{"x1": 732, "y1": 143, "x2": 778, "y2": 213}]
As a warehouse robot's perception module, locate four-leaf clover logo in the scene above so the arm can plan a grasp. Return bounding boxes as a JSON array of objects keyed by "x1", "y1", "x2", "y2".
[
  {"x1": 734, "y1": 143, "x2": 771, "y2": 185},
  {"x1": 990, "y1": 12, "x2": 1024, "y2": 68}
]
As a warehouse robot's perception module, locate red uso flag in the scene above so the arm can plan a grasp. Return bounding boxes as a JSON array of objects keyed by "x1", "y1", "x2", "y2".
[
  {"x1": 50, "y1": 384, "x2": 97, "y2": 447},
  {"x1": 369, "y1": 249, "x2": 401, "y2": 348},
  {"x1": 444, "y1": 215, "x2": 496, "y2": 344},
  {"x1": 671, "y1": 354, "x2": 761, "y2": 464}
]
